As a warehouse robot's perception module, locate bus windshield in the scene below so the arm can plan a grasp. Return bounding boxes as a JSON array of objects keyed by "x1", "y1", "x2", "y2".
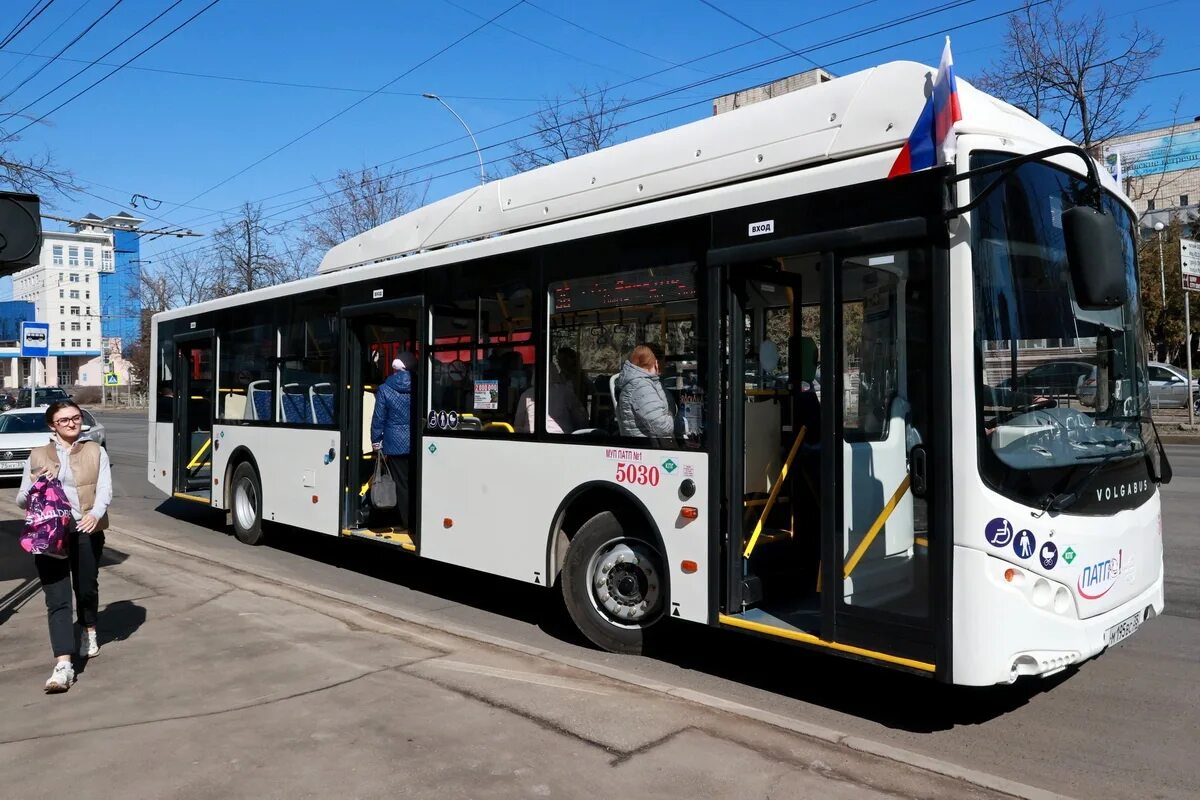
[{"x1": 972, "y1": 155, "x2": 1153, "y2": 513}]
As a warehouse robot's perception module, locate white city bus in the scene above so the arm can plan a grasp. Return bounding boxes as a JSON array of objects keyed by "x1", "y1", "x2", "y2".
[{"x1": 148, "y1": 61, "x2": 1170, "y2": 686}]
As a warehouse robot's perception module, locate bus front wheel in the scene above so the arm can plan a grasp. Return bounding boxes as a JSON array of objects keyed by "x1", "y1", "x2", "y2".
[
  {"x1": 562, "y1": 511, "x2": 666, "y2": 655},
  {"x1": 231, "y1": 462, "x2": 265, "y2": 545}
]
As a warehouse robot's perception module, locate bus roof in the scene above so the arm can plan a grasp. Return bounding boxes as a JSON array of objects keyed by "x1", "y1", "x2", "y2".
[{"x1": 316, "y1": 60, "x2": 1103, "y2": 275}]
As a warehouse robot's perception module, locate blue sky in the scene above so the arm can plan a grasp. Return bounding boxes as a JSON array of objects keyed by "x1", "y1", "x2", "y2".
[{"x1": 2, "y1": 0, "x2": 1196, "y2": 270}]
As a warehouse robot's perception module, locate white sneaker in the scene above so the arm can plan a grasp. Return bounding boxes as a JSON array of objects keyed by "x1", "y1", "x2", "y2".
[
  {"x1": 44, "y1": 662, "x2": 75, "y2": 694},
  {"x1": 82, "y1": 629, "x2": 99, "y2": 659}
]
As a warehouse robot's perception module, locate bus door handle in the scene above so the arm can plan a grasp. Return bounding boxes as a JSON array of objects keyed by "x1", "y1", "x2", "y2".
[{"x1": 910, "y1": 445, "x2": 928, "y2": 498}]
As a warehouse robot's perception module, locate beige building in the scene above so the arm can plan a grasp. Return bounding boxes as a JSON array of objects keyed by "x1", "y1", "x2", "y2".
[
  {"x1": 1103, "y1": 117, "x2": 1200, "y2": 229},
  {"x1": 712, "y1": 68, "x2": 835, "y2": 115}
]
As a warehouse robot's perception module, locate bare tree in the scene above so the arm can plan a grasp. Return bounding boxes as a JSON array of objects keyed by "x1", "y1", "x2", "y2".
[
  {"x1": 211, "y1": 202, "x2": 307, "y2": 295},
  {"x1": 303, "y1": 165, "x2": 428, "y2": 252},
  {"x1": 509, "y1": 85, "x2": 625, "y2": 173},
  {"x1": 1, "y1": 112, "x2": 76, "y2": 197},
  {"x1": 977, "y1": 0, "x2": 1163, "y2": 151}
]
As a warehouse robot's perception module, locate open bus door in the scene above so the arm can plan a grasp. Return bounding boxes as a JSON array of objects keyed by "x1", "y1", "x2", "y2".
[
  {"x1": 341, "y1": 298, "x2": 423, "y2": 550},
  {"x1": 173, "y1": 331, "x2": 214, "y2": 501},
  {"x1": 719, "y1": 241, "x2": 946, "y2": 675}
]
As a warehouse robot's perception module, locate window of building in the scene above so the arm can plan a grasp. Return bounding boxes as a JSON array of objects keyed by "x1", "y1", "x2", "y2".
[
  {"x1": 429, "y1": 269, "x2": 534, "y2": 434},
  {"x1": 58, "y1": 289, "x2": 64, "y2": 298},
  {"x1": 70, "y1": 306, "x2": 79, "y2": 315},
  {"x1": 85, "y1": 291, "x2": 90, "y2": 299},
  {"x1": 69, "y1": 290, "x2": 79, "y2": 299},
  {"x1": 71, "y1": 339, "x2": 81, "y2": 348},
  {"x1": 68, "y1": 248, "x2": 78, "y2": 267},
  {"x1": 59, "y1": 305, "x2": 64, "y2": 315},
  {"x1": 52, "y1": 245, "x2": 63, "y2": 265},
  {"x1": 68, "y1": 272, "x2": 79, "y2": 282},
  {"x1": 60, "y1": 339, "x2": 65, "y2": 348},
  {"x1": 87, "y1": 338, "x2": 92, "y2": 347},
  {"x1": 83, "y1": 248, "x2": 94, "y2": 267},
  {"x1": 218, "y1": 323, "x2": 276, "y2": 422},
  {"x1": 547, "y1": 262, "x2": 702, "y2": 446},
  {"x1": 101, "y1": 251, "x2": 112, "y2": 269},
  {"x1": 1147, "y1": 199, "x2": 1156, "y2": 211},
  {"x1": 59, "y1": 322, "x2": 65, "y2": 331},
  {"x1": 70, "y1": 322, "x2": 80, "y2": 331},
  {"x1": 1183, "y1": 195, "x2": 1190, "y2": 207},
  {"x1": 86, "y1": 322, "x2": 91, "y2": 331},
  {"x1": 85, "y1": 274, "x2": 90, "y2": 283},
  {"x1": 57, "y1": 361, "x2": 72, "y2": 386},
  {"x1": 86, "y1": 306, "x2": 92, "y2": 315},
  {"x1": 58, "y1": 272, "x2": 63, "y2": 283},
  {"x1": 278, "y1": 294, "x2": 339, "y2": 425}
]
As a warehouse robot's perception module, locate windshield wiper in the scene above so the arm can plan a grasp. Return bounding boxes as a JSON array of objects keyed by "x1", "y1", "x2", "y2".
[{"x1": 1033, "y1": 446, "x2": 1136, "y2": 516}]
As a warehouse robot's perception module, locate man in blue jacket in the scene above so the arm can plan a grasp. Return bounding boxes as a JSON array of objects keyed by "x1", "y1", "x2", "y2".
[{"x1": 370, "y1": 354, "x2": 413, "y2": 527}]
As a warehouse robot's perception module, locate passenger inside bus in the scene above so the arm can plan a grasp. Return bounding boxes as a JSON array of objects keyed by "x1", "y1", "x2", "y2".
[
  {"x1": 617, "y1": 343, "x2": 677, "y2": 445},
  {"x1": 514, "y1": 361, "x2": 587, "y2": 433}
]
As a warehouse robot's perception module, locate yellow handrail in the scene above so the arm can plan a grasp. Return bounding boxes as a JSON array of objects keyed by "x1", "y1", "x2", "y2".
[
  {"x1": 843, "y1": 474, "x2": 911, "y2": 579},
  {"x1": 743, "y1": 425, "x2": 806, "y2": 559},
  {"x1": 186, "y1": 438, "x2": 211, "y2": 470}
]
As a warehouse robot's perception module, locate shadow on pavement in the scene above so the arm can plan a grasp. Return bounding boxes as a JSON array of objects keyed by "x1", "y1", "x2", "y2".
[{"x1": 151, "y1": 499, "x2": 1070, "y2": 733}]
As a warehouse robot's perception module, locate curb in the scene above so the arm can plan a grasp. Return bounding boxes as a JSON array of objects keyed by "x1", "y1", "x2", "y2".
[{"x1": 108, "y1": 521, "x2": 1072, "y2": 800}]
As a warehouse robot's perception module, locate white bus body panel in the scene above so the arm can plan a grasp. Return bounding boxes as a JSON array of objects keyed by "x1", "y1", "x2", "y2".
[
  {"x1": 420, "y1": 437, "x2": 709, "y2": 624},
  {"x1": 149, "y1": 422, "x2": 173, "y2": 495},
  {"x1": 209, "y1": 425, "x2": 342, "y2": 535},
  {"x1": 952, "y1": 493, "x2": 1163, "y2": 686}
]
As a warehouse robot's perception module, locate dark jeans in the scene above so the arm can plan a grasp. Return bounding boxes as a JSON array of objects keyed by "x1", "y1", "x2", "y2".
[
  {"x1": 34, "y1": 528, "x2": 105, "y2": 658},
  {"x1": 385, "y1": 455, "x2": 411, "y2": 528}
]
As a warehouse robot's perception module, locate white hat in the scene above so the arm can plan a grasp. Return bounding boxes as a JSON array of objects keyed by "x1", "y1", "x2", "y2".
[
  {"x1": 393, "y1": 351, "x2": 415, "y2": 371},
  {"x1": 392, "y1": 358, "x2": 405, "y2": 371}
]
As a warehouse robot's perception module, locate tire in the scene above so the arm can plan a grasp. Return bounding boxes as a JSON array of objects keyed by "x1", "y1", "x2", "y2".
[
  {"x1": 561, "y1": 511, "x2": 667, "y2": 655},
  {"x1": 230, "y1": 461, "x2": 266, "y2": 545}
]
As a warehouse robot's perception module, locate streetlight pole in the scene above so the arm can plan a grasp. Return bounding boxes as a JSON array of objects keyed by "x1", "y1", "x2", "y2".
[
  {"x1": 1155, "y1": 221, "x2": 1166, "y2": 307},
  {"x1": 422, "y1": 93, "x2": 486, "y2": 185}
]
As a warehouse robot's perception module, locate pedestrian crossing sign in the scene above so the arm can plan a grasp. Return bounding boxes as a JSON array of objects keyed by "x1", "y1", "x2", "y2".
[{"x1": 104, "y1": 372, "x2": 119, "y2": 386}]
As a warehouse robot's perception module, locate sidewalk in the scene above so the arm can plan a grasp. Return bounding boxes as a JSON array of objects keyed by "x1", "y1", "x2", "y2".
[{"x1": 0, "y1": 522, "x2": 1057, "y2": 800}]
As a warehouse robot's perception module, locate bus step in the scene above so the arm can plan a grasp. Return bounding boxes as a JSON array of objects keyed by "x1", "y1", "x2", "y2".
[{"x1": 343, "y1": 527, "x2": 416, "y2": 551}]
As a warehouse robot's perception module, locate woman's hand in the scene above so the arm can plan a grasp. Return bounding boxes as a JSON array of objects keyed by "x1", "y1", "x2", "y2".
[{"x1": 78, "y1": 513, "x2": 99, "y2": 533}]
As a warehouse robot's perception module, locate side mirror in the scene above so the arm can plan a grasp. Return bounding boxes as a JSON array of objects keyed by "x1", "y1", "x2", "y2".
[{"x1": 1063, "y1": 206, "x2": 1128, "y2": 309}]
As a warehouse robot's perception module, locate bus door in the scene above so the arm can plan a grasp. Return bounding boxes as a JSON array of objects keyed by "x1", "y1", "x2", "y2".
[
  {"x1": 341, "y1": 298, "x2": 423, "y2": 542},
  {"x1": 826, "y1": 245, "x2": 938, "y2": 670},
  {"x1": 173, "y1": 332, "x2": 215, "y2": 500},
  {"x1": 721, "y1": 244, "x2": 944, "y2": 673},
  {"x1": 724, "y1": 260, "x2": 822, "y2": 633}
]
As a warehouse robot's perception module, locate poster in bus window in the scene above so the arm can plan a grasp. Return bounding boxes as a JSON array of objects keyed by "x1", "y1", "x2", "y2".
[{"x1": 474, "y1": 379, "x2": 498, "y2": 410}]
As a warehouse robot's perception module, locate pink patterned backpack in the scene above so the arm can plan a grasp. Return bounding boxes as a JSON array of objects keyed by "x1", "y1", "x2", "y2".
[{"x1": 20, "y1": 477, "x2": 74, "y2": 559}]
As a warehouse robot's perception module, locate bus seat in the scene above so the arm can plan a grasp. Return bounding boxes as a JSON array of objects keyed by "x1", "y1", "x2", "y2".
[
  {"x1": 281, "y1": 384, "x2": 311, "y2": 423},
  {"x1": 247, "y1": 381, "x2": 272, "y2": 421},
  {"x1": 311, "y1": 384, "x2": 334, "y2": 425},
  {"x1": 223, "y1": 393, "x2": 246, "y2": 420}
]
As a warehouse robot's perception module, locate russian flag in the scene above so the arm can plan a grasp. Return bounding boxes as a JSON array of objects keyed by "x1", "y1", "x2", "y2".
[{"x1": 888, "y1": 38, "x2": 963, "y2": 178}]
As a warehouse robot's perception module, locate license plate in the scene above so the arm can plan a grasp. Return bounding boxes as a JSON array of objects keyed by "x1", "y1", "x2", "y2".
[
  {"x1": 0, "y1": 460, "x2": 22, "y2": 470},
  {"x1": 1104, "y1": 612, "x2": 1142, "y2": 647}
]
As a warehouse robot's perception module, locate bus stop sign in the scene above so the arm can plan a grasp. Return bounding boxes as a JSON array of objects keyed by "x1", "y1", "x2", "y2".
[
  {"x1": 19, "y1": 321, "x2": 49, "y2": 357},
  {"x1": 1181, "y1": 238, "x2": 1200, "y2": 292}
]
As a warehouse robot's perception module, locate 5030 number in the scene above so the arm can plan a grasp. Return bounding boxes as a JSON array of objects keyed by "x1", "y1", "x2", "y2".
[{"x1": 615, "y1": 463, "x2": 660, "y2": 486}]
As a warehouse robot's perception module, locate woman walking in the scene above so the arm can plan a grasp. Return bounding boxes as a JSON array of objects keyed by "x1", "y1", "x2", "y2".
[{"x1": 17, "y1": 400, "x2": 112, "y2": 694}]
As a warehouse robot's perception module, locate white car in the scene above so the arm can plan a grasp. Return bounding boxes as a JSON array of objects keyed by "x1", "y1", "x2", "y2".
[
  {"x1": 0, "y1": 406, "x2": 106, "y2": 478},
  {"x1": 1077, "y1": 361, "x2": 1199, "y2": 410}
]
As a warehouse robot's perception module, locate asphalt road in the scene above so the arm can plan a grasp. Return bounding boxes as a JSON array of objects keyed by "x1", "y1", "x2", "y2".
[{"x1": 35, "y1": 413, "x2": 1200, "y2": 799}]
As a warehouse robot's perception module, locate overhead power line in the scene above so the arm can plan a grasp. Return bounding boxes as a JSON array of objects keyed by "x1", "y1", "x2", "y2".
[
  {"x1": 0, "y1": 0, "x2": 93, "y2": 88},
  {"x1": 0, "y1": 0, "x2": 190, "y2": 127},
  {"x1": 0, "y1": 0, "x2": 124, "y2": 104},
  {"x1": 0, "y1": 0, "x2": 59, "y2": 50},
  {"x1": 695, "y1": 0, "x2": 826, "y2": 71},
  {"x1": 163, "y1": 0, "x2": 528, "y2": 215}
]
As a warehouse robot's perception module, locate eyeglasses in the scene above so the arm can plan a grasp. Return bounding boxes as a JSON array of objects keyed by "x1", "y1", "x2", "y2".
[{"x1": 53, "y1": 415, "x2": 82, "y2": 426}]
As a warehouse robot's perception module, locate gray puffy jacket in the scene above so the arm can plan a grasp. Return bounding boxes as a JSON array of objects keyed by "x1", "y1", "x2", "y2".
[{"x1": 616, "y1": 360, "x2": 674, "y2": 438}]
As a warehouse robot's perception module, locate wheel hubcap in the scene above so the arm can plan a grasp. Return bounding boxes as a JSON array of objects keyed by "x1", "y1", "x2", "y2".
[
  {"x1": 587, "y1": 539, "x2": 663, "y2": 627},
  {"x1": 234, "y1": 479, "x2": 257, "y2": 531}
]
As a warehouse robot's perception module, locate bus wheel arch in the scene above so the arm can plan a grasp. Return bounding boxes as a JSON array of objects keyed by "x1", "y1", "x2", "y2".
[
  {"x1": 225, "y1": 448, "x2": 266, "y2": 546},
  {"x1": 550, "y1": 483, "x2": 669, "y2": 655}
]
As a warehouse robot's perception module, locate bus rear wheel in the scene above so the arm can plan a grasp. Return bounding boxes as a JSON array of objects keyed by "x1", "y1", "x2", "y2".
[
  {"x1": 562, "y1": 511, "x2": 666, "y2": 655},
  {"x1": 231, "y1": 462, "x2": 266, "y2": 545}
]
